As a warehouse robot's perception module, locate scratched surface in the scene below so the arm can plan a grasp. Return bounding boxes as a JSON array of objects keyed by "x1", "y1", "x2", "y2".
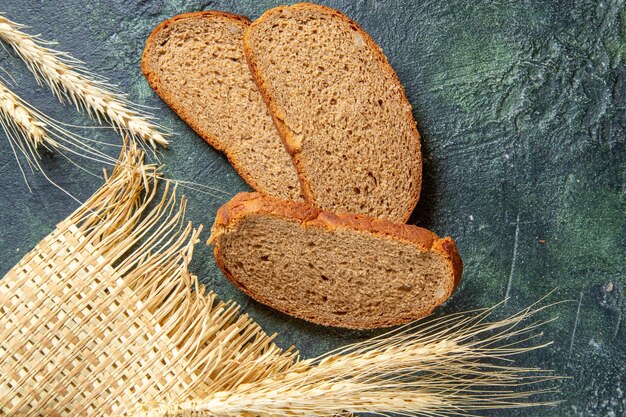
[{"x1": 0, "y1": 0, "x2": 624, "y2": 415}]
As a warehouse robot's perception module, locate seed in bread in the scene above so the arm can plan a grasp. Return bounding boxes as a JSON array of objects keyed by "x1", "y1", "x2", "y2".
[
  {"x1": 209, "y1": 192, "x2": 462, "y2": 329},
  {"x1": 244, "y1": 3, "x2": 422, "y2": 221},
  {"x1": 142, "y1": 11, "x2": 302, "y2": 200}
]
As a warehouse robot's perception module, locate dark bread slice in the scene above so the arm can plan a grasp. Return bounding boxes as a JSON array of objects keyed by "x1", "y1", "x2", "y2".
[
  {"x1": 142, "y1": 11, "x2": 302, "y2": 200},
  {"x1": 209, "y1": 192, "x2": 462, "y2": 329},
  {"x1": 244, "y1": 3, "x2": 422, "y2": 222}
]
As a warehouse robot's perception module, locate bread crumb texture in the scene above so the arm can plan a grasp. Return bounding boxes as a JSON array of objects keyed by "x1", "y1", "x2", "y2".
[
  {"x1": 143, "y1": 12, "x2": 302, "y2": 200},
  {"x1": 210, "y1": 192, "x2": 462, "y2": 329},
  {"x1": 245, "y1": 4, "x2": 422, "y2": 221}
]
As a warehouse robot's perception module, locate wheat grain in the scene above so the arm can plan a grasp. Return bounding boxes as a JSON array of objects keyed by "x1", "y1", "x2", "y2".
[
  {"x1": 0, "y1": 78, "x2": 119, "y2": 191},
  {"x1": 0, "y1": 15, "x2": 168, "y2": 149},
  {"x1": 0, "y1": 78, "x2": 50, "y2": 150},
  {"x1": 0, "y1": 77, "x2": 58, "y2": 187}
]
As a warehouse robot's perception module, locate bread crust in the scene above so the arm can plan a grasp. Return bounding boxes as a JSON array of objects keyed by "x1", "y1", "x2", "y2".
[
  {"x1": 142, "y1": 11, "x2": 301, "y2": 199},
  {"x1": 243, "y1": 3, "x2": 422, "y2": 222},
  {"x1": 209, "y1": 192, "x2": 463, "y2": 329}
]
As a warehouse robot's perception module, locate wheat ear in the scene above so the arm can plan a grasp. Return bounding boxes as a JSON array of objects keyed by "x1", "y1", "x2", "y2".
[
  {"x1": 0, "y1": 78, "x2": 118, "y2": 189},
  {"x1": 131, "y1": 302, "x2": 562, "y2": 417},
  {"x1": 0, "y1": 77, "x2": 52, "y2": 160},
  {"x1": 0, "y1": 15, "x2": 168, "y2": 149},
  {"x1": 0, "y1": 77, "x2": 227, "y2": 199}
]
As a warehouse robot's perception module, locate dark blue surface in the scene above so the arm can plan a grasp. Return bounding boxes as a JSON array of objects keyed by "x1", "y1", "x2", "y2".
[{"x1": 0, "y1": 1, "x2": 624, "y2": 415}]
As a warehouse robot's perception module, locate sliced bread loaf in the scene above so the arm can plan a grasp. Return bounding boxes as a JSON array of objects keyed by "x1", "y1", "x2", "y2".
[
  {"x1": 209, "y1": 192, "x2": 462, "y2": 329},
  {"x1": 244, "y1": 3, "x2": 422, "y2": 221},
  {"x1": 142, "y1": 11, "x2": 302, "y2": 200}
]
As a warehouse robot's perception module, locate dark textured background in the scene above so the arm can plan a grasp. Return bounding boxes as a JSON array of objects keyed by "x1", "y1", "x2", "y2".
[{"x1": 0, "y1": 1, "x2": 624, "y2": 415}]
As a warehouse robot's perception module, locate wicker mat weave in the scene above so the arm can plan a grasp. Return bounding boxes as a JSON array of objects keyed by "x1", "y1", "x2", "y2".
[{"x1": 0, "y1": 147, "x2": 298, "y2": 416}]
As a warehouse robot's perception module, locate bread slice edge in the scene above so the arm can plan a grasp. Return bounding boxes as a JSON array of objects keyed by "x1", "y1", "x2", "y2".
[{"x1": 209, "y1": 192, "x2": 463, "y2": 328}]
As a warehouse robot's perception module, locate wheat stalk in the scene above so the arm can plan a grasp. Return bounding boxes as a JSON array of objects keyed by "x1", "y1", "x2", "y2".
[
  {"x1": 0, "y1": 15, "x2": 168, "y2": 149},
  {"x1": 131, "y1": 302, "x2": 562, "y2": 417},
  {"x1": 0, "y1": 75, "x2": 228, "y2": 199},
  {"x1": 0, "y1": 77, "x2": 118, "y2": 191}
]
